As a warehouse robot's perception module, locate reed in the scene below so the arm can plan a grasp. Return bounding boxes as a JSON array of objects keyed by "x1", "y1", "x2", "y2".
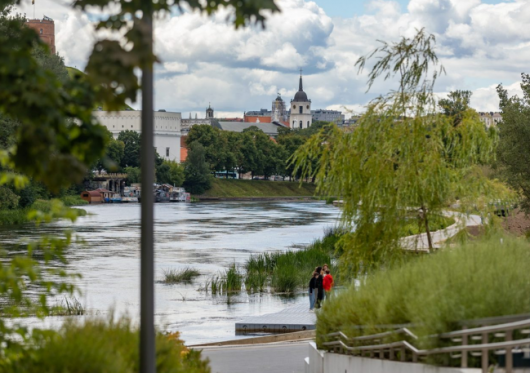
[
  {"x1": 222, "y1": 263, "x2": 242, "y2": 293},
  {"x1": 52, "y1": 297, "x2": 85, "y2": 316},
  {"x1": 162, "y1": 267, "x2": 200, "y2": 284}
]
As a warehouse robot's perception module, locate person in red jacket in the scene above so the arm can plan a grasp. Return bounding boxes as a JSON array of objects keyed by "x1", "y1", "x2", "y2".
[{"x1": 323, "y1": 270, "x2": 334, "y2": 299}]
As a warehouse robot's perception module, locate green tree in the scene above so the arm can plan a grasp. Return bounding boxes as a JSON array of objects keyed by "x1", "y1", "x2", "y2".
[
  {"x1": 294, "y1": 29, "x2": 507, "y2": 273},
  {"x1": 156, "y1": 160, "x2": 184, "y2": 186},
  {"x1": 117, "y1": 130, "x2": 141, "y2": 168},
  {"x1": 94, "y1": 128, "x2": 125, "y2": 173},
  {"x1": 183, "y1": 142, "x2": 212, "y2": 195},
  {"x1": 439, "y1": 90, "x2": 472, "y2": 126},
  {"x1": 124, "y1": 167, "x2": 141, "y2": 184},
  {"x1": 496, "y1": 73, "x2": 530, "y2": 210}
]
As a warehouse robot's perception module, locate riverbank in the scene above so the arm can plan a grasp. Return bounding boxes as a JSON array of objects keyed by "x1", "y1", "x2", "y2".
[
  {"x1": 195, "y1": 179, "x2": 317, "y2": 199},
  {"x1": 0, "y1": 198, "x2": 87, "y2": 225}
]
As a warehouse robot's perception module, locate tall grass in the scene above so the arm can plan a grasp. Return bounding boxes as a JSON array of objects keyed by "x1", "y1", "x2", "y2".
[
  {"x1": 162, "y1": 267, "x2": 200, "y2": 284},
  {"x1": 222, "y1": 264, "x2": 243, "y2": 293},
  {"x1": 317, "y1": 234, "x2": 530, "y2": 356}
]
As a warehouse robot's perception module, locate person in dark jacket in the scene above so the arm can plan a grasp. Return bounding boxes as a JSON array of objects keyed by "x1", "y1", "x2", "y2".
[
  {"x1": 308, "y1": 271, "x2": 319, "y2": 311},
  {"x1": 315, "y1": 266, "x2": 324, "y2": 308}
]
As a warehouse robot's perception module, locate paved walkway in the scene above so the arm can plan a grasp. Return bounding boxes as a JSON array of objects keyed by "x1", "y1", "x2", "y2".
[
  {"x1": 235, "y1": 303, "x2": 316, "y2": 334},
  {"x1": 199, "y1": 341, "x2": 309, "y2": 373},
  {"x1": 401, "y1": 212, "x2": 482, "y2": 251}
]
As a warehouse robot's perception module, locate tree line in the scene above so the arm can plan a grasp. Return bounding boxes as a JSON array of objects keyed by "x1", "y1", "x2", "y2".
[{"x1": 184, "y1": 121, "x2": 330, "y2": 181}]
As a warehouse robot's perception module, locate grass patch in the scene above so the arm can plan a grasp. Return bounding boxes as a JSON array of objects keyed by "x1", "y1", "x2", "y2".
[
  {"x1": 196, "y1": 178, "x2": 317, "y2": 198},
  {"x1": 60, "y1": 195, "x2": 89, "y2": 207},
  {"x1": 162, "y1": 267, "x2": 201, "y2": 284},
  {"x1": 316, "y1": 234, "x2": 530, "y2": 366}
]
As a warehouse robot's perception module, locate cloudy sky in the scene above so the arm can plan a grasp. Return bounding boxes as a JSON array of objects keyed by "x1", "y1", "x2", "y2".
[{"x1": 16, "y1": 0, "x2": 530, "y2": 118}]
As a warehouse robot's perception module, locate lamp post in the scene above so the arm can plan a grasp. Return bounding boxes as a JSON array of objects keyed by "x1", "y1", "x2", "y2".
[{"x1": 140, "y1": 3, "x2": 155, "y2": 373}]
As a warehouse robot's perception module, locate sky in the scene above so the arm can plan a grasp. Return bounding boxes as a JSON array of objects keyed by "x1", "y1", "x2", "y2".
[{"x1": 15, "y1": 0, "x2": 529, "y2": 118}]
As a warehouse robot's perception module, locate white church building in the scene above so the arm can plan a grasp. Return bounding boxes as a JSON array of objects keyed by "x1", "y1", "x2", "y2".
[
  {"x1": 93, "y1": 110, "x2": 182, "y2": 163},
  {"x1": 289, "y1": 73, "x2": 312, "y2": 129}
]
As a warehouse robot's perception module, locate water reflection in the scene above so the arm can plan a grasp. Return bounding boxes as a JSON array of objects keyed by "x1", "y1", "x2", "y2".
[{"x1": 0, "y1": 201, "x2": 339, "y2": 344}]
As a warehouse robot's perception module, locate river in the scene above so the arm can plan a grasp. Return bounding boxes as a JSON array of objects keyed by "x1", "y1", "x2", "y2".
[{"x1": 0, "y1": 201, "x2": 339, "y2": 345}]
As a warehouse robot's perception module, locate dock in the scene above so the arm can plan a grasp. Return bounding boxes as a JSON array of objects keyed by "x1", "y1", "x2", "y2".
[{"x1": 235, "y1": 304, "x2": 316, "y2": 335}]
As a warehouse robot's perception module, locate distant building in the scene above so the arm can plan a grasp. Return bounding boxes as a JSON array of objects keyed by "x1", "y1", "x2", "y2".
[
  {"x1": 93, "y1": 110, "x2": 182, "y2": 163},
  {"x1": 478, "y1": 112, "x2": 502, "y2": 128},
  {"x1": 26, "y1": 16, "x2": 55, "y2": 54},
  {"x1": 213, "y1": 121, "x2": 286, "y2": 138},
  {"x1": 244, "y1": 108, "x2": 273, "y2": 124},
  {"x1": 181, "y1": 104, "x2": 215, "y2": 134},
  {"x1": 312, "y1": 109, "x2": 345, "y2": 123},
  {"x1": 289, "y1": 73, "x2": 312, "y2": 129}
]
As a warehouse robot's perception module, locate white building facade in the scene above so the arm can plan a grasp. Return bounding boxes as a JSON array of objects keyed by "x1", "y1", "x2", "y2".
[
  {"x1": 289, "y1": 74, "x2": 312, "y2": 129},
  {"x1": 93, "y1": 110, "x2": 182, "y2": 163}
]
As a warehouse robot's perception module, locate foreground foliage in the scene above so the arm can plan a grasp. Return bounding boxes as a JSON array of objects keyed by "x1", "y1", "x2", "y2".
[
  {"x1": 317, "y1": 235, "x2": 530, "y2": 353},
  {"x1": 2, "y1": 317, "x2": 210, "y2": 373}
]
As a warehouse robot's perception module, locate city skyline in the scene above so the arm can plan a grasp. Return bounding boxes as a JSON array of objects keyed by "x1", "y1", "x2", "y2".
[{"x1": 17, "y1": 0, "x2": 525, "y2": 118}]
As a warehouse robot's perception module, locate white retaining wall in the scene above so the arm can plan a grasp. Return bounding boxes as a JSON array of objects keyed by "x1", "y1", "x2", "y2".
[{"x1": 305, "y1": 342, "x2": 480, "y2": 373}]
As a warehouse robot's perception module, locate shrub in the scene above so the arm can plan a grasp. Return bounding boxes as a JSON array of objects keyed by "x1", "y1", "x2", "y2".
[
  {"x1": 3, "y1": 317, "x2": 210, "y2": 373},
  {"x1": 317, "y1": 235, "x2": 530, "y2": 352},
  {"x1": 0, "y1": 186, "x2": 19, "y2": 210}
]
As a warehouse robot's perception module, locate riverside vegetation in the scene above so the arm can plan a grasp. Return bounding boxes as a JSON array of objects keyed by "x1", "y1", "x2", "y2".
[
  {"x1": 316, "y1": 234, "x2": 530, "y2": 367},
  {"x1": 0, "y1": 0, "x2": 279, "y2": 369}
]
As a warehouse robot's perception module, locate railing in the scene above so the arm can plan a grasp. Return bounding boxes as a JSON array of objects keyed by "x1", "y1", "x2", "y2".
[{"x1": 323, "y1": 315, "x2": 530, "y2": 373}]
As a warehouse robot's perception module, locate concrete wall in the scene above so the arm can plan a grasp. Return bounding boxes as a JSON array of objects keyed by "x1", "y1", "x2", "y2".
[
  {"x1": 93, "y1": 110, "x2": 181, "y2": 163},
  {"x1": 305, "y1": 343, "x2": 480, "y2": 373}
]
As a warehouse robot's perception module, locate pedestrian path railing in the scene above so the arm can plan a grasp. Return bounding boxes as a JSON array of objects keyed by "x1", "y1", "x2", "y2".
[{"x1": 322, "y1": 314, "x2": 530, "y2": 373}]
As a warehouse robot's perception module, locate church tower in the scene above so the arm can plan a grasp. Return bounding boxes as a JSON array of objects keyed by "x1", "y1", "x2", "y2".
[
  {"x1": 289, "y1": 71, "x2": 312, "y2": 129},
  {"x1": 206, "y1": 103, "x2": 214, "y2": 119}
]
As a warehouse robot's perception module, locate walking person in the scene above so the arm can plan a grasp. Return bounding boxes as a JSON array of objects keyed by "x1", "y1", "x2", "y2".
[
  {"x1": 323, "y1": 269, "x2": 334, "y2": 300},
  {"x1": 308, "y1": 271, "x2": 319, "y2": 311},
  {"x1": 315, "y1": 266, "x2": 324, "y2": 309}
]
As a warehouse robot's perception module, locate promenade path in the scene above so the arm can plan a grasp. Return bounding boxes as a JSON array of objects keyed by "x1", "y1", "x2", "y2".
[
  {"x1": 199, "y1": 341, "x2": 309, "y2": 373},
  {"x1": 235, "y1": 303, "x2": 315, "y2": 334},
  {"x1": 401, "y1": 212, "x2": 482, "y2": 251}
]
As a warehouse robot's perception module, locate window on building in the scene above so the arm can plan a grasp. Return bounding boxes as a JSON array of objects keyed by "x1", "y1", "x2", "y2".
[
  {"x1": 40, "y1": 29, "x2": 43, "y2": 34},
  {"x1": 307, "y1": 121, "x2": 310, "y2": 127},
  {"x1": 299, "y1": 106, "x2": 303, "y2": 114},
  {"x1": 293, "y1": 120, "x2": 295, "y2": 126},
  {"x1": 306, "y1": 105, "x2": 309, "y2": 109},
  {"x1": 293, "y1": 105, "x2": 296, "y2": 109},
  {"x1": 299, "y1": 121, "x2": 302, "y2": 129},
  {"x1": 166, "y1": 147, "x2": 170, "y2": 157}
]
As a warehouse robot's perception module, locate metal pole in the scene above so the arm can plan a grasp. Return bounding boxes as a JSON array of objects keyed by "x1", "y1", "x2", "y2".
[{"x1": 140, "y1": 6, "x2": 155, "y2": 373}]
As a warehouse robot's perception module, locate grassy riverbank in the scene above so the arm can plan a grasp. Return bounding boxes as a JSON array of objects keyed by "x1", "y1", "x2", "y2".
[
  {"x1": 195, "y1": 178, "x2": 317, "y2": 199},
  {"x1": 316, "y1": 235, "x2": 530, "y2": 354},
  {"x1": 0, "y1": 198, "x2": 87, "y2": 226}
]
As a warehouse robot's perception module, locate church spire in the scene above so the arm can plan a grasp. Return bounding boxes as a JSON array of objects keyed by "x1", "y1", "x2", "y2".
[{"x1": 299, "y1": 68, "x2": 303, "y2": 91}]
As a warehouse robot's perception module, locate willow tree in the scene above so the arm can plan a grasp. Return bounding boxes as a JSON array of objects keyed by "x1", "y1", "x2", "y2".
[{"x1": 293, "y1": 29, "x2": 510, "y2": 272}]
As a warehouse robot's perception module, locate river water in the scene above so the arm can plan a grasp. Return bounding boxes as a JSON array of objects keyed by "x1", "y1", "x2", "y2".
[{"x1": 0, "y1": 201, "x2": 339, "y2": 345}]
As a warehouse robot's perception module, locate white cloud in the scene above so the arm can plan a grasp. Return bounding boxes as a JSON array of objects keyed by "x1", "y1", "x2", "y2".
[{"x1": 15, "y1": 0, "x2": 530, "y2": 114}]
